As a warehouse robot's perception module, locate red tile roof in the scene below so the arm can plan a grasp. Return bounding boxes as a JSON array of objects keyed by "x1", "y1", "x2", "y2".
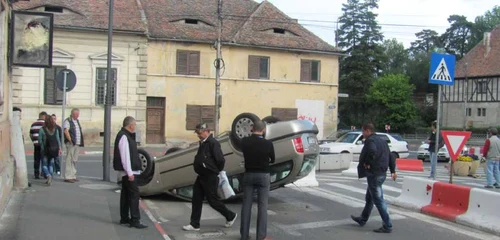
[
  {"x1": 14, "y1": 0, "x2": 147, "y2": 33},
  {"x1": 15, "y1": 0, "x2": 339, "y2": 54},
  {"x1": 455, "y1": 25, "x2": 500, "y2": 78}
]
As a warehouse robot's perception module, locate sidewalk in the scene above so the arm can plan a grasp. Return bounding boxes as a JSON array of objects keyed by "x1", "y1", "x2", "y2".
[
  {"x1": 24, "y1": 144, "x2": 167, "y2": 157},
  {"x1": 0, "y1": 176, "x2": 166, "y2": 240}
]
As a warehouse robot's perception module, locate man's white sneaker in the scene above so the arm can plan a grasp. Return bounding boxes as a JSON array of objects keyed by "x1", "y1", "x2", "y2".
[
  {"x1": 225, "y1": 214, "x2": 237, "y2": 228},
  {"x1": 182, "y1": 225, "x2": 200, "y2": 231}
]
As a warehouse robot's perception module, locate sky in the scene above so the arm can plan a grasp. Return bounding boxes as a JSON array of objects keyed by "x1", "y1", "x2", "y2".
[{"x1": 255, "y1": 0, "x2": 499, "y2": 48}]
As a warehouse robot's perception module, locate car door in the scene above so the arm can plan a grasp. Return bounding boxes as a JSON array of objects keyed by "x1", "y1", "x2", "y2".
[{"x1": 352, "y1": 134, "x2": 364, "y2": 160}]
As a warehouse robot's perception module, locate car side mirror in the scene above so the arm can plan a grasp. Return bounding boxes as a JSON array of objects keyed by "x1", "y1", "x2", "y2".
[{"x1": 356, "y1": 140, "x2": 363, "y2": 145}]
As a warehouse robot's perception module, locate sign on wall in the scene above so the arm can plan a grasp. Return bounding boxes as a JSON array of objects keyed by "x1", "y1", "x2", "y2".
[
  {"x1": 10, "y1": 11, "x2": 53, "y2": 68},
  {"x1": 296, "y1": 99, "x2": 325, "y2": 139}
]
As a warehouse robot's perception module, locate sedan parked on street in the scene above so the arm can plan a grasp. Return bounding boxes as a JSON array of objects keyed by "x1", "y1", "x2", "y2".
[
  {"x1": 417, "y1": 142, "x2": 469, "y2": 162},
  {"x1": 319, "y1": 132, "x2": 410, "y2": 161}
]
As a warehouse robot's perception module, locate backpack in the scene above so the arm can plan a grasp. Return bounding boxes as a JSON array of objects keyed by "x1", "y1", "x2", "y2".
[{"x1": 44, "y1": 128, "x2": 60, "y2": 158}]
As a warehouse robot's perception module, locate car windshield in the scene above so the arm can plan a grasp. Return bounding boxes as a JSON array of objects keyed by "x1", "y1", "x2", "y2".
[
  {"x1": 390, "y1": 134, "x2": 404, "y2": 141},
  {"x1": 335, "y1": 133, "x2": 359, "y2": 143}
]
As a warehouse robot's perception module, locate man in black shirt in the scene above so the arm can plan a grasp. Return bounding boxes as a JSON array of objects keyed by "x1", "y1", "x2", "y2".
[
  {"x1": 183, "y1": 123, "x2": 237, "y2": 232},
  {"x1": 352, "y1": 123, "x2": 397, "y2": 233},
  {"x1": 240, "y1": 120, "x2": 275, "y2": 240}
]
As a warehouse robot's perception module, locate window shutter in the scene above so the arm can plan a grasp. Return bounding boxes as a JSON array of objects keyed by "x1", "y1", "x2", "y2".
[
  {"x1": 201, "y1": 106, "x2": 215, "y2": 130},
  {"x1": 248, "y1": 56, "x2": 260, "y2": 79},
  {"x1": 177, "y1": 51, "x2": 188, "y2": 75},
  {"x1": 45, "y1": 79, "x2": 56, "y2": 104},
  {"x1": 188, "y1": 52, "x2": 200, "y2": 75},
  {"x1": 186, "y1": 105, "x2": 202, "y2": 130},
  {"x1": 272, "y1": 108, "x2": 297, "y2": 121},
  {"x1": 301, "y1": 60, "x2": 312, "y2": 82}
]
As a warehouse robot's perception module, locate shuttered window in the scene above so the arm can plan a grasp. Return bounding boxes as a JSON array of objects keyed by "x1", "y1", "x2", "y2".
[
  {"x1": 271, "y1": 108, "x2": 298, "y2": 121},
  {"x1": 96, "y1": 68, "x2": 117, "y2": 105},
  {"x1": 177, "y1": 50, "x2": 200, "y2": 75},
  {"x1": 186, "y1": 105, "x2": 215, "y2": 130},
  {"x1": 248, "y1": 56, "x2": 270, "y2": 79},
  {"x1": 44, "y1": 65, "x2": 66, "y2": 105},
  {"x1": 300, "y1": 60, "x2": 320, "y2": 82}
]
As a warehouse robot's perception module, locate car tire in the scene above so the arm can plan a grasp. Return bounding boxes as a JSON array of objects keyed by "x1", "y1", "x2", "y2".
[
  {"x1": 165, "y1": 147, "x2": 182, "y2": 155},
  {"x1": 262, "y1": 116, "x2": 280, "y2": 124},
  {"x1": 138, "y1": 148, "x2": 153, "y2": 178},
  {"x1": 230, "y1": 113, "x2": 260, "y2": 151}
]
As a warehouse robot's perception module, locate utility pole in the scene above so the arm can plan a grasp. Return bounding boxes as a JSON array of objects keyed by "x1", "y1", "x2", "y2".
[
  {"x1": 463, "y1": 61, "x2": 468, "y2": 131},
  {"x1": 214, "y1": 0, "x2": 222, "y2": 136},
  {"x1": 102, "y1": 0, "x2": 114, "y2": 182}
]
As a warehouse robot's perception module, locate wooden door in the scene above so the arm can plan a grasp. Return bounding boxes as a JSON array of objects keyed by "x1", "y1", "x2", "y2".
[{"x1": 146, "y1": 97, "x2": 165, "y2": 144}]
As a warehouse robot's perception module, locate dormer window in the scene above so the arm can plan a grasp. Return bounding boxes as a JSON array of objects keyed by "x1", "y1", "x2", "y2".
[
  {"x1": 44, "y1": 6, "x2": 63, "y2": 13},
  {"x1": 185, "y1": 19, "x2": 199, "y2": 25},
  {"x1": 273, "y1": 28, "x2": 286, "y2": 34}
]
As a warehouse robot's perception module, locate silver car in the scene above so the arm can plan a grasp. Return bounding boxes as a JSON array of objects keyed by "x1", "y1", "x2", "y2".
[{"x1": 135, "y1": 113, "x2": 320, "y2": 200}]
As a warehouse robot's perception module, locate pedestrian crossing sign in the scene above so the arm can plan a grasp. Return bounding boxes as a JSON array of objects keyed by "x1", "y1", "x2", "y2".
[{"x1": 428, "y1": 53, "x2": 456, "y2": 85}]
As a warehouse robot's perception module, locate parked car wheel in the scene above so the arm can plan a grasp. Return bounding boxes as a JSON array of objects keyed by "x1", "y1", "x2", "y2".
[
  {"x1": 262, "y1": 116, "x2": 281, "y2": 124},
  {"x1": 165, "y1": 147, "x2": 182, "y2": 155}
]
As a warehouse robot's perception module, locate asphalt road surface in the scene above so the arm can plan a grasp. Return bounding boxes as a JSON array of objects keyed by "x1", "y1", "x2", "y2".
[{"x1": 25, "y1": 153, "x2": 500, "y2": 240}]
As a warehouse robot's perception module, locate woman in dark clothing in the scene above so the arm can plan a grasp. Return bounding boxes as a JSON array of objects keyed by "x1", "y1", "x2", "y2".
[{"x1": 39, "y1": 116, "x2": 62, "y2": 186}]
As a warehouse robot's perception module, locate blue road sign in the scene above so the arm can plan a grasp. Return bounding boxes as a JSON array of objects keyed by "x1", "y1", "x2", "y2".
[{"x1": 429, "y1": 52, "x2": 456, "y2": 85}]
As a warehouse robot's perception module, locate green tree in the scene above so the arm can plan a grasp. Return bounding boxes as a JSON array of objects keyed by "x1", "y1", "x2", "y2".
[
  {"x1": 381, "y1": 39, "x2": 408, "y2": 75},
  {"x1": 366, "y1": 74, "x2": 417, "y2": 131},
  {"x1": 409, "y1": 29, "x2": 441, "y2": 54},
  {"x1": 472, "y1": 6, "x2": 500, "y2": 46},
  {"x1": 337, "y1": 0, "x2": 384, "y2": 126},
  {"x1": 441, "y1": 15, "x2": 474, "y2": 58}
]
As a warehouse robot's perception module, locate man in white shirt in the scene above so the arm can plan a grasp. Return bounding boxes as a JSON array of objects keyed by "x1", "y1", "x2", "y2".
[
  {"x1": 63, "y1": 108, "x2": 84, "y2": 183},
  {"x1": 113, "y1": 116, "x2": 147, "y2": 229}
]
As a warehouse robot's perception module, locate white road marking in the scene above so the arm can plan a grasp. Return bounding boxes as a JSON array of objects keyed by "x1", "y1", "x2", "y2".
[
  {"x1": 464, "y1": 182, "x2": 486, "y2": 187},
  {"x1": 325, "y1": 183, "x2": 397, "y2": 201},
  {"x1": 140, "y1": 201, "x2": 172, "y2": 240},
  {"x1": 316, "y1": 175, "x2": 358, "y2": 180},
  {"x1": 184, "y1": 203, "x2": 276, "y2": 220},
  {"x1": 290, "y1": 187, "x2": 500, "y2": 240},
  {"x1": 317, "y1": 179, "x2": 352, "y2": 183},
  {"x1": 361, "y1": 182, "x2": 402, "y2": 193},
  {"x1": 273, "y1": 214, "x2": 406, "y2": 236}
]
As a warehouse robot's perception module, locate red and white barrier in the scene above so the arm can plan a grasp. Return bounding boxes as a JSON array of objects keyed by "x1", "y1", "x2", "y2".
[
  {"x1": 468, "y1": 146, "x2": 483, "y2": 157},
  {"x1": 394, "y1": 177, "x2": 500, "y2": 235},
  {"x1": 341, "y1": 162, "x2": 359, "y2": 177},
  {"x1": 456, "y1": 188, "x2": 500, "y2": 235},
  {"x1": 392, "y1": 177, "x2": 437, "y2": 211}
]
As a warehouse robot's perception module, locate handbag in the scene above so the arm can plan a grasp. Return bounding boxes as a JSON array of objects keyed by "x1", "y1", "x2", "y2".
[{"x1": 217, "y1": 171, "x2": 235, "y2": 200}]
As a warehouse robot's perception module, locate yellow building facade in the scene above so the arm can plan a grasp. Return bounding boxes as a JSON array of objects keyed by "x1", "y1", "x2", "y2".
[{"x1": 146, "y1": 41, "x2": 340, "y2": 144}]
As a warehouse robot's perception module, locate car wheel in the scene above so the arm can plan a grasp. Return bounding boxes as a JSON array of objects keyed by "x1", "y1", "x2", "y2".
[
  {"x1": 262, "y1": 116, "x2": 281, "y2": 124},
  {"x1": 165, "y1": 147, "x2": 182, "y2": 155},
  {"x1": 340, "y1": 151, "x2": 350, "y2": 154},
  {"x1": 138, "y1": 148, "x2": 153, "y2": 178},
  {"x1": 231, "y1": 113, "x2": 260, "y2": 140}
]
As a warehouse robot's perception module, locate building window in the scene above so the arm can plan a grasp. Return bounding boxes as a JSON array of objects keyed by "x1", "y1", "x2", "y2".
[
  {"x1": 477, "y1": 81, "x2": 487, "y2": 94},
  {"x1": 176, "y1": 50, "x2": 200, "y2": 75},
  {"x1": 466, "y1": 108, "x2": 471, "y2": 116},
  {"x1": 300, "y1": 60, "x2": 320, "y2": 82},
  {"x1": 248, "y1": 56, "x2": 270, "y2": 80},
  {"x1": 477, "y1": 108, "x2": 486, "y2": 117},
  {"x1": 271, "y1": 108, "x2": 298, "y2": 121},
  {"x1": 186, "y1": 105, "x2": 215, "y2": 130},
  {"x1": 96, "y1": 68, "x2": 117, "y2": 105},
  {"x1": 44, "y1": 65, "x2": 66, "y2": 105}
]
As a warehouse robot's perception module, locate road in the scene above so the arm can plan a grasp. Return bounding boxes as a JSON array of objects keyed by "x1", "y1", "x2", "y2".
[{"x1": 25, "y1": 153, "x2": 500, "y2": 240}]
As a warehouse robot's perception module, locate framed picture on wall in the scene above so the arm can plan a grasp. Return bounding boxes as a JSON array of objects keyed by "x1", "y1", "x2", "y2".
[{"x1": 10, "y1": 11, "x2": 53, "y2": 68}]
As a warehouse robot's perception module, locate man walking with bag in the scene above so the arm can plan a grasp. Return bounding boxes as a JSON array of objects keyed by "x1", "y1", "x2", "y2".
[
  {"x1": 113, "y1": 116, "x2": 147, "y2": 229},
  {"x1": 183, "y1": 123, "x2": 237, "y2": 231},
  {"x1": 240, "y1": 120, "x2": 275, "y2": 240},
  {"x1": 351, "y1": 123, "x2": 396, "y2": 233}
]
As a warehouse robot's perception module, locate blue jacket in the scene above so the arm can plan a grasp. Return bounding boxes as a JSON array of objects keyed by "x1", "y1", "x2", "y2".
[{"x1": 357, "y1": 134, "x2": 395, "y2": 178}]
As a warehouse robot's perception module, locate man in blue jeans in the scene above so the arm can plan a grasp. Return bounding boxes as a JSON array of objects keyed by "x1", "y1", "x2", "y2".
[
  {"x1": 352, "y1": 123, "x2": 397, "y2": 233},
  {"x1": 427, "y1": 121, "x2": 443, "y2": 179},
  {"x1": 482, "y1": 127, "x2": 500, "y2": 188}
]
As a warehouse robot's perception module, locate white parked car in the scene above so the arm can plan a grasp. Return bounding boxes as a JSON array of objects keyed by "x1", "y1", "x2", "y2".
[
  {"x1": 417, "y1": 142, "x2": 469, "y2": 162},
  {"x1": 319, "y1": 132, "x2": 410, "y2": 161}
]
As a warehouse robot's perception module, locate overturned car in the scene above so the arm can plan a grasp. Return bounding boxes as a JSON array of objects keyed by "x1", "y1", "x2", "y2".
[{"x1": 134, "y1": 113, "x2": 320, "y2": 200}]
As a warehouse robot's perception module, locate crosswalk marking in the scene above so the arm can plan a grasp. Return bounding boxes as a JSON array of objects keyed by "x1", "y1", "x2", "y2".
[
  {"x1": 361, "y1": 182, "x2": 402, "y2": 193},
  {"x1": 325, "y1": 183, "x2": 397, "y2": 202}
]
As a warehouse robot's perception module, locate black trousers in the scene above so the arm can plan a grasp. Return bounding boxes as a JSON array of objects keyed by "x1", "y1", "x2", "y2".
[
  {"x1": 120, "y1": 175, "x2": 141, "y2": 224},
  {"x1": 190, "y1": 174, "x2": 235, "y2": 228},
  {"x1": 34, "y1": 146, "x2": 42, "y2": 177}
]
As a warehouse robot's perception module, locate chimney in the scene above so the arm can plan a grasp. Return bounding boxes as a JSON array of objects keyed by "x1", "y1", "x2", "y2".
[{"x1": 484, "y1": 32, "x2": 491, "y2": 57}]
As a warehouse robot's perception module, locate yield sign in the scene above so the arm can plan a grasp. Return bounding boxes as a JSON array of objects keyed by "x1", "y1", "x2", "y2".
[{"x1": 441, "y1": 131, "x2": 472, "y2": 162}]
